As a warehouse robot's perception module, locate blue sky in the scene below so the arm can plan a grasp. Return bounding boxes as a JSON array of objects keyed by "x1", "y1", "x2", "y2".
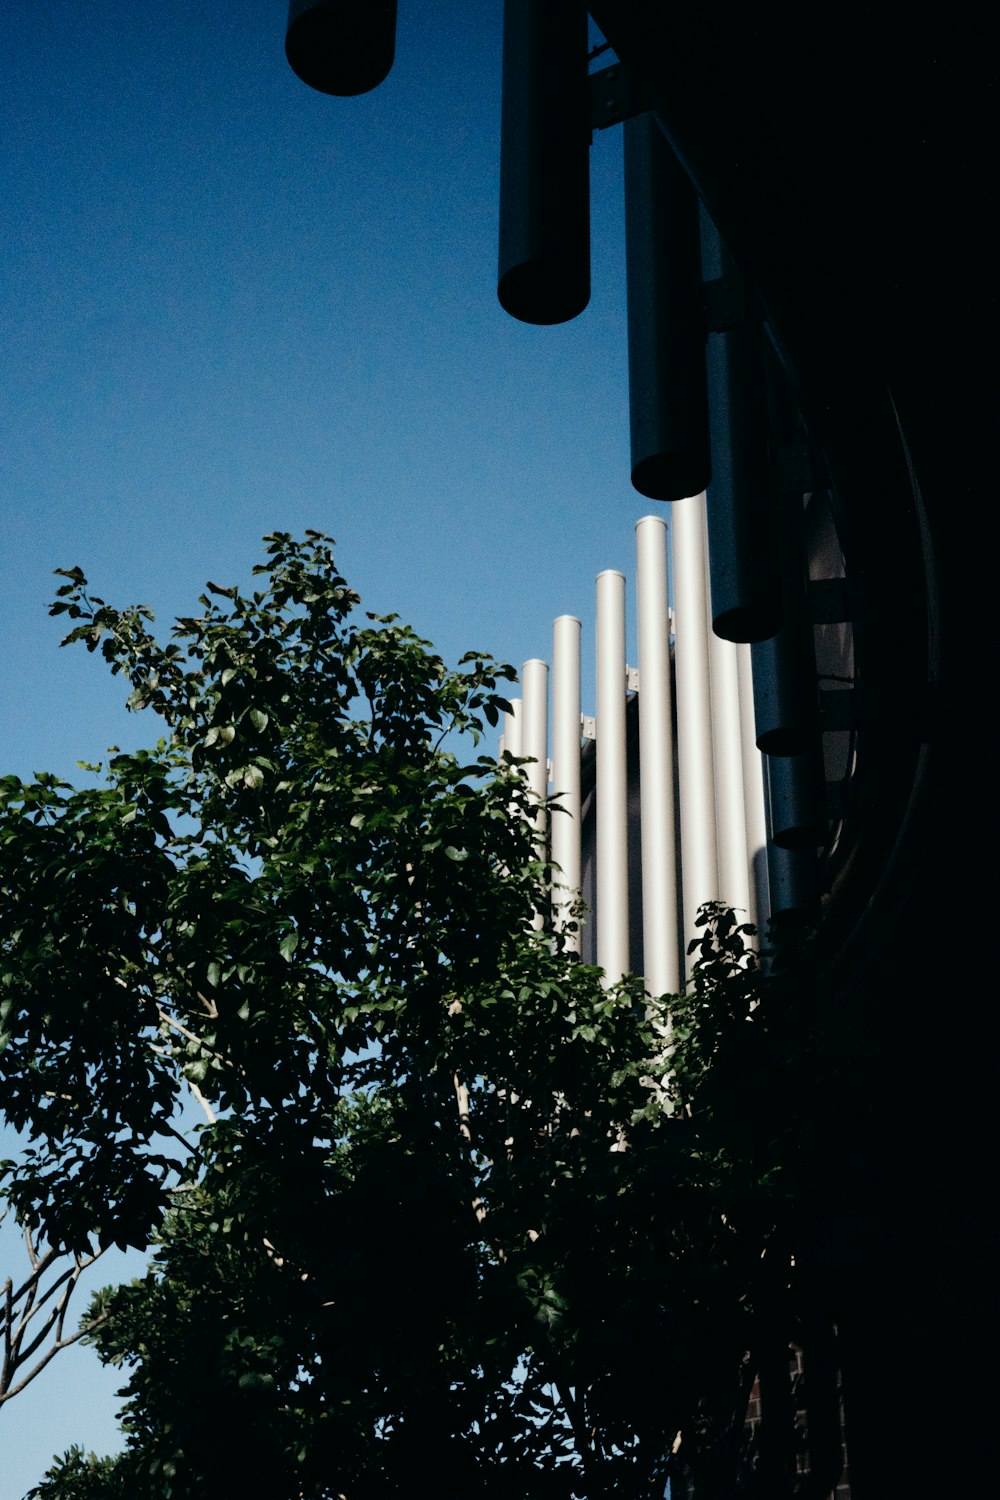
[{"x1": 2, "y1": 3, "x2": 650, "y2": 1491}]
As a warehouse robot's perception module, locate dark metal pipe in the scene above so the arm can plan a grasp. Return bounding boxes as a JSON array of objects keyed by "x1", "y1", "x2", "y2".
[
  {"x1": 497, "y1": 0, "x2": 590, "y2": 325},
  {"x1": 766, "y1": 750, "x2": 826, "y2": 850},
  {"x1": 766, "y1": 839, "x2": 820, "y2": 923},
  {"x1": 703, "y1": 218, "x2": 780, "y2": 641},
  {"x1": 624, "y1": 114, "x2": 710, "y2": 501},
  {"x1": 285, "y1": 0, "x2": 397, "y2": 98},
  {"x1": 751, "y1": 492, "x2": 819, "y2": 754},
  {"x1": 761, "y1": 761, "x2": 820, "y2": 943}
]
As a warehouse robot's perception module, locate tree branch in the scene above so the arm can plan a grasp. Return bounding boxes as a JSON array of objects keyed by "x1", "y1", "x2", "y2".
[
  {"x1": 0, "y1": 1309, "x2": 109, "y2": 1406},
  {"x1": 0, "y1": 1233, "x2": 110, "y2": 1406}
]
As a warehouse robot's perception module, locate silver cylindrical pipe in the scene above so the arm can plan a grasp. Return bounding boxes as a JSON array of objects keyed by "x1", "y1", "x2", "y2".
[
  {"x1": 596, "y1": 570, "x2": 630, "y2": 984},
  {"x1": 521, "y1": 658, "x2": 549, "y2": 933},
  {"x1": 709, "y1": 627, "x2": 751, "y2": 924},
  {"x1": 520, "y1": 658, "x2": 549, "y2": 835},
  {"x1": 551, "y1": 615, "x2": 582, "y2": 952},
  {"x1": 671, "y1": 492, "x2": 720, "y2": 967},
  {"x1": 736, "y1": 640, "x2": 769, "y2": 939},
  {"x1": 502, "y1": 695, "x2": 522, "y2": 761},
  {"x1": 635, "y1": 517, "x2": 681, "y2": 997}
]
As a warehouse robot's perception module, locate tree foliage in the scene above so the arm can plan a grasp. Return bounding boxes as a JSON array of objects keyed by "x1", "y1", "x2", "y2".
[{"x1": 1, "y1": 535, "x2": 798, "y2": 1500}]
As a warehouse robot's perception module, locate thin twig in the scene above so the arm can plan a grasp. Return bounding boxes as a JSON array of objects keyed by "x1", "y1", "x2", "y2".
[
  {"x1": 9, "y1": 1248, "x2": 97, "y2": 1326},
  {"x1": 0, "y1": 1310, "x2": 109, "y2": 1404},
  {"x1": 2, "y1": 1277, "x2": 13, "y2": 1393},
  {"x1": 0, "y1": 1236, "x2": 111, "y2": 1403},
  {"x1": 157, "y1": 1006, "x2": 214, "y2": 1053}
]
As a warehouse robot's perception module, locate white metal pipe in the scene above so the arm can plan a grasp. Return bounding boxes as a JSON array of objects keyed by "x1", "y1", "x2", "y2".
[
  {"x1": 520, "y1": 658, "x2": 549, "y2": 834},
  {"x1": 521, "y1": 658, "x2": 549, "y2": 933},
  {"x1": 551, "y1": 615, "x2": 582, "y2": 952},
  {"x1": 737, "y1": 639, "x2": 770, "y2": 940},
  {"x1": 671, "y1": 492, "x2": 720, "y2": 968},
  {"x1": 635, "y1": 516, "x2": 681, "y2": 997},
  {"x1": 709, "y1": 627, "x2": 751, "y2": 924},
  {"x1": 595, "y1": 570, "x2": 630, "y2": 984},
  {"x1": 501, "y1": 695, "x2": 522, "y2": 761}
]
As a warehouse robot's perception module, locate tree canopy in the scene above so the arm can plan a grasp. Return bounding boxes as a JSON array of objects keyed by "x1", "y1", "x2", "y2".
[{"x1": 1, "y1": 534, "x2": 800, "y2": 1500}]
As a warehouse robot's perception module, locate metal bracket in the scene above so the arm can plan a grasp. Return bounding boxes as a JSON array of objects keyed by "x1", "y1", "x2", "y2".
[
  {"x1": 588, "y1": 62, "x2": 648, "y2": 132},
  {"x1": 627, "y1": 665, "x2": 640, "y2": 693},
  {"x1": 581, "y1": 714, "x2": 597, "y2": 742}
]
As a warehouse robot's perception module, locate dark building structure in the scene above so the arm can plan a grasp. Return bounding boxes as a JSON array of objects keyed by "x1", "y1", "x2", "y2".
[
  {"x1": 583, "y1": 12, "x2": 999, "y2": 1495},
  {"x1": 287, "y1": 5, "x2": 998, "y2": 1494}
]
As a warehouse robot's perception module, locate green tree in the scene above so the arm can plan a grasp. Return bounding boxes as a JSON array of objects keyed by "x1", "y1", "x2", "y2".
[{"x1": 2, "y1": 535, "x2": 791, "y2": 1499}]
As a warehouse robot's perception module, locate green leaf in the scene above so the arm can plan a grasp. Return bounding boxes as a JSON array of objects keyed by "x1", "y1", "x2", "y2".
[{"x1": 1, "y1": 536, "x2": 780, "y2": 1498}]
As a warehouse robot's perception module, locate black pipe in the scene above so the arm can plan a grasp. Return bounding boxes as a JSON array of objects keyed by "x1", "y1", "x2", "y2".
[
  {"x1": 497, "y1": 0, "x2": 590, "y2": 325},
  {"x1": 285, "y1": 0, "x2": 397, "y2": 97},
  {"x1": 766, "y1": 750, "x2": 827, "y2": 851},
  {"x1": 703, "y1": 217, "x2": 780, "y2": 641},
  {"x1": 624, "y1": 114, "x2": 710, "y2": 500},
  {"x1": 766, "y1": 839, "x2": 819, "y2": 923},
  {"x1": 751, "y1": 492, "x2": 819, "y2": 754}
]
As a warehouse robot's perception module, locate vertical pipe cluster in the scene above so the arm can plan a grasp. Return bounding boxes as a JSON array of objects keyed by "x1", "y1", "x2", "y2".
[
  {"x1": 497, "y1": 0, "x2": 590, "y2": 324},
  {"x1": 498, "y1": 514, "x2": 781, "y2": 989},
  {"x1": 551, "y1": 616, "x2": 582, "y2": 952}
]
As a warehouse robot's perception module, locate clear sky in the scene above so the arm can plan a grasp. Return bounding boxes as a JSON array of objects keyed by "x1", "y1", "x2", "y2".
[{"x1": 1, "y1": 3, "x2": 649, "y2": 1492}]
